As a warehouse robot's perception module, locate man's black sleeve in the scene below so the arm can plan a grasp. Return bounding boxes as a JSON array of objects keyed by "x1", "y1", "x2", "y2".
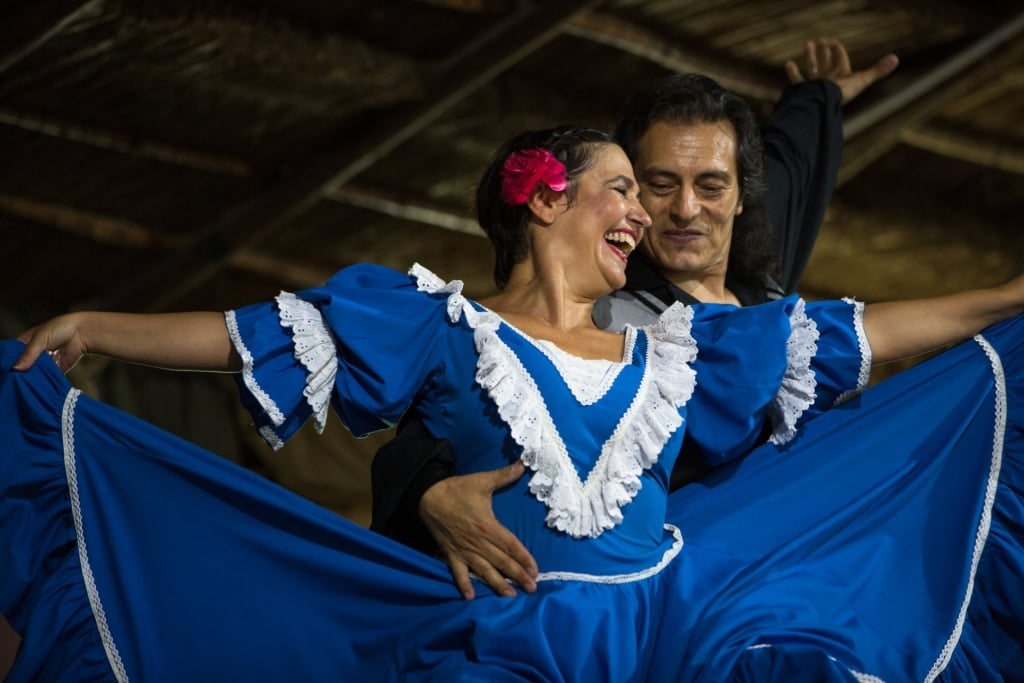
[
  {"x1": 369, "y1": 415, "x2": 453, "y2": 555},
  {"x1": 761, "y1": 80, "x2": 843, "y2": 294}
]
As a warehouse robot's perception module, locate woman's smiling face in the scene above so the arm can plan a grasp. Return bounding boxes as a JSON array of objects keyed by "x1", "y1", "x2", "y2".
[{"x1": 554, "y1": 143, "x2": 651, "y2": 295}]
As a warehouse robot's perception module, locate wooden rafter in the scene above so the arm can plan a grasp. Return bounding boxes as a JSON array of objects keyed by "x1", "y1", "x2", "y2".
[
  {"x1": 0, "y1": 191, "x2": 171, "y2": 248},
  {"x1": 0, "y1": 106, "x2": 253, "y2": 177},
  {"x1": 902, "y1": 123, "x2": 1024, "y2": 176},
  {"x1": 565, "y1": 10, "x2": 782, "y2": 101},
  {"x1": 87, "y1": 0, "x2": 605, "y2": 312},
  {"x1": 324, "y1": 186, "x2": 482, "y2": 237},
  {"x1": 3, "y1": 0, "x2": 1019, "y2": 280},
  {"x1": 0, "y1": 0, "x2": 106, "y2": 75},
  {"x1": 839, "y1": 13, "x2": 1024, "y2": 184},
  {"x1": 0, "y1": 189, "x2": 328, "y2": 290},
  {"x1": 226, "y1": 251, "x2": 336, "y2": 290}
]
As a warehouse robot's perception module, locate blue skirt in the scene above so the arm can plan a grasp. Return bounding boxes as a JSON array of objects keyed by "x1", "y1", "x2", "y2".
[{"x1": 1, "y1": 318, "x2": 1022, "y2": 682}]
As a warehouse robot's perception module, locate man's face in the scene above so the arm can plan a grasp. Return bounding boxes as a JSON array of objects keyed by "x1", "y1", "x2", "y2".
[{"x1": 633, "y1": 119, "x2": 744, "y2": 281}]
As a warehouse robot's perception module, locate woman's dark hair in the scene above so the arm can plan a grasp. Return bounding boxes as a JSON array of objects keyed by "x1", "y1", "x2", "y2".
[
  {"x1": 477, "y1": 125, "x2": 614, "y2": 289},
  {"x1": 614, "y1": 74, "x2": 778, "y2": 290}
]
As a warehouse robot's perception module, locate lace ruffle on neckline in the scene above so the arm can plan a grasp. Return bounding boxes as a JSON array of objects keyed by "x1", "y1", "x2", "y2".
[
  {"x1": 411, "y1": 263, "x2": 698, "y2": 539},
  {"x1": 532, "y1": 334, "x2": 635, "y2": 406}
]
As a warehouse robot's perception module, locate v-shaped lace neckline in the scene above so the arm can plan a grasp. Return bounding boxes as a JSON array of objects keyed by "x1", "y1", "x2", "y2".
[{"x1": 409, "y1": 263, "x2": 698, "y2": 538}]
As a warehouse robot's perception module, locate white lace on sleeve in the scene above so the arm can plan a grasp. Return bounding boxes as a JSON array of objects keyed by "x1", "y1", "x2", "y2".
[
  {"x1": 410, "y1": 262, "x2": 470, "y2": 324},
  {"x1": 275, "y1": 291, "x2": 339, "y2": 435},
  {"x1": 226, "y1": 297, "x2": 338, "y2": 441},
  {"x1": 767, "y1": 298, "x2": 820, "y2": 445},
  {"x1": 225, "y1": 309, "x2": 287, "y2": 428},
  {"x1": 833, "y1": 297, "x2": 871, "y2": 406}
]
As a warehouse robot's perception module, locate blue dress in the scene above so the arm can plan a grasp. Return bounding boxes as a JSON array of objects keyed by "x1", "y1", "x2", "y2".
[{"x1": 0, "y1": 263, "x2": 1021, "y2": 682}]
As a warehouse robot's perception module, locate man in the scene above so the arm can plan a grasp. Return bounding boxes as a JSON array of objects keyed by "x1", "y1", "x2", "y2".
[{"x1": 371, "y1": 39, "x2": 899, "y2": 599}]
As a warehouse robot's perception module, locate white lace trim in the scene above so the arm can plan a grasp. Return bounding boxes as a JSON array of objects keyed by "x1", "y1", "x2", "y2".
[
  {"x1": 259, "y1": 425, "x2": 285, "y2": 451},
  {"x1": 925, "y1": 334, "x2": 1005, "y2": 682},
  {"x1": 531, "y1": 331, "x2": 635, "y2": 406},
  {"x1": 225, "y1": 310, "x2": 286, "y2": 428},
  {"x1": 834, "y1": 298, "x2": 872, "y2": 406},
  {"x1": 409, "y1": 263, "x2": 697, "y2": 538},
  {"x1": 768, "y1": 298, "x2": 820, "y2": 445},
  {"x1": 410, "y1": 262, "x2": 475, "y2": 325},
  {"x1": 275, "y1": 292, "x2": 338, "y2": 435},
  {"x1": 534, "y1": 525, "x2": 683, "y2": 583},
  {"x1": 62, "y1": 389, "x2": 132, "y2": 683}
]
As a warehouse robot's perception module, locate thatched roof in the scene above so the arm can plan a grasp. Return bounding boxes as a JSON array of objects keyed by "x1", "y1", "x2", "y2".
[{"x1": 4, "y1": 0, "x2": 1022, "y2": 321}]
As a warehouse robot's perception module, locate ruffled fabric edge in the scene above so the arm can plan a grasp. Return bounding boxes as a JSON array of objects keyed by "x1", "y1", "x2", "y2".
[
  {"x1": 0, "y1": 342, "x2": 123, "y2": 683},
  {"x1": 411, "y1": 265, "x2": 698, "y2": 538},
  {"x1": 275, "y1": 292, "x2": 338, "y2": 436},
  {"x1": 925, "y1": 332, "x2": 1021, "y2": 682},
  {"x1": 767, "y1": 298, "x2": 820, "y2": 445},
  {"x1": 225, "y1": 294, "x2": 339, "y2": 450},
  {"x1": 225, "y1": 309, "x2": 286, "y2": 429}
]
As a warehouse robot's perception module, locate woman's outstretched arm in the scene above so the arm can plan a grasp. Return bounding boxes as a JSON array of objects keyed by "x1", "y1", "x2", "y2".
[
  {"x1": 13, "y1": 311, "x2": 239, "y2": 373},
  {"x1": 865, "y1": 273, "x2": 1024, "y2": 365}
]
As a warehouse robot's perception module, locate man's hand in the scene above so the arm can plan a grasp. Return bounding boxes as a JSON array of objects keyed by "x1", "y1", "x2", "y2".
[
  {"x1": 419, "y1": 461, "x2": 538, "y2": 599},
  {"x1": 785, "y1": 37, "x2": 899, "y2": 105}
]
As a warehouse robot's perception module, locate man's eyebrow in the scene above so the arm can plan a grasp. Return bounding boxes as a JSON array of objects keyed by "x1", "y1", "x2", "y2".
[
  {"x1": 640, "y1": 168, "x2": 734, "y2": 183},
  {"x1": 696, "y1": 170, "x2": 734, "y2": 183},
  {"x1": 638, "y1": 167, "x2": 680, "y2": 181}
]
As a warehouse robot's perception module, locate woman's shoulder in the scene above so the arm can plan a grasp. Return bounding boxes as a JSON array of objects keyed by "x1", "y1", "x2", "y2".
[
  {"x1": 318, "y1": 262, "x2": 467, "y2": 301},
  {"x1": 324, "y1": 262, "x2": 412, "y2": 289}
]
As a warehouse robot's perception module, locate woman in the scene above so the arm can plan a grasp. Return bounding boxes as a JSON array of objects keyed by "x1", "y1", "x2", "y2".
[{"x1": 1, "y1": 126, "x2": 1022, "y2": 681}]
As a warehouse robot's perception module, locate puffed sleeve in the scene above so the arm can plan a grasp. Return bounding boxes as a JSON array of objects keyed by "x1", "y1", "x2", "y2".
[
  {"x1": 225, "y1": 263, "x2": 457, "y2": 450},
  {"x1": 685, "y1": 296, "x2": 869, "y2": 467}
]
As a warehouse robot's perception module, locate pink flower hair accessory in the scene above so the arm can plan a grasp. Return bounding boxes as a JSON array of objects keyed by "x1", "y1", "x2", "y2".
[{"x1": 500, "y1": 148, "x2": 567, "y2": 205}]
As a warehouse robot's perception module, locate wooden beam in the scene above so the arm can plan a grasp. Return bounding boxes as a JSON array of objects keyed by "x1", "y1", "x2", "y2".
[
  {"x1": 226, "y1": 250, "x2": 336, "y2": 290},
  {"x1": 844, "y1": 13, "x2": 1024, "y2": 140},
  {"x1": 0, "y1": 189, "x2": 328, "y2": 289},
  {"x1": 0, "y1": 0, "x2": 106, "y2": 75},
  {"x1": 0, "y1": 191, "x2": 172, "y2": 248},
  {"x1": 0, "y1": 106, "x2": 253, "y2": 176},
  {"x1": 325, "y1": 185, "x2": 483, "y2": 237},
  {"x1": 565, "y1": 10, "x2": 782, "y2": 101},
  {"x1": 940, "y1": 67, "x2": 1024, "y2": 117},
  {"x1": 902, "y1": 122, "x2": 1024, "y2": 175},
  {"x1": 839, "y1": 13, "x2": 1024, "y2": 184},
  {"x1": 90, "y1": 0, "x2": 604, "y2": 312}
]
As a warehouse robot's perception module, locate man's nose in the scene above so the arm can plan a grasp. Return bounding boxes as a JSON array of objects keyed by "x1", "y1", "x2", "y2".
[{"x1": 671, "y1": 187, "x2": 700, "y2": 221}]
